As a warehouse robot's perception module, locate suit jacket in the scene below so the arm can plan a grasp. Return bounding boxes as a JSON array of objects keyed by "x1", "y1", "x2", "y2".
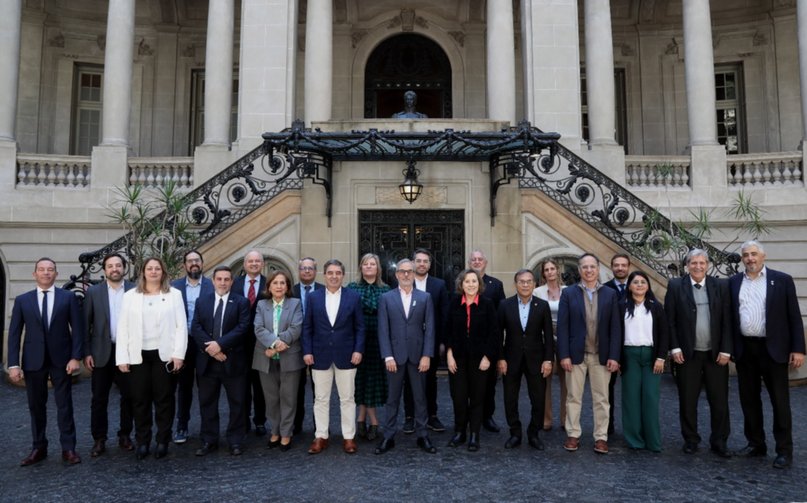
[
  {"x1": 8, "y1": 287, "x2": 84, "y2": 371},
  {"x1": 233, "y1": 273, "x2": 267, "y2": 314},
  {"x1": 664, "y1": 274, "x2": 731, "y2": 360},
  {"x1": 377, "y1": 288, "x2": 435, "y2": 365},
  {"x1": 619, "y1": 299, "x2": 669, "y2": 360},
  {"x1": 116, "y1": 288, "x2": 188, "y2": 365},
  {"x1": 191, "y1": 292, "x2": 251, "y2": 376},
  {"x1": 557, "y1": 284, "x2": 622, "y2": 365},
  {"x1": 481, "y1": 274, "x2": 506, "y2": 310},
  {"x1": 447, "y1": 295, "x2": 500, "y2": 362},
  {"x1": 604, "y1": 278, "x2": 629, "y2": 302},
  {"x1": 729, "y1": 268, "x2": 805, "y2": 363},
  {"x1": 83, "y1": 280, "x2": 135, "y2": 367},
  {"x1": 170, "y1": 276, "x2": 215, "y2": 318},
  {"x1": 302, "y1": 287, "x2": 366, "y2": 370},
  {"x1": 292, "y1": 281, "x2": 325, "y2": 299},
  {"x1": 497, "y1": 295, "x2": 554, "y2": 375},
  {"x1": 253, "y1": 297, "x2": 304, "y2": 373},
  {"x1": 421, "y1": 276, "x2": 449, "y2": 347}
]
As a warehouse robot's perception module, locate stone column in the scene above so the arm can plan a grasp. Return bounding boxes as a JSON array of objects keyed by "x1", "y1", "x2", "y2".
[
  {"x1": 304, "y1": 0, "x2": 332, "y2": 124},
  {"x1": 486, "y1": 0, "x2": 516, "y2": 124},
  {"x1": 682, "y1": 0, "x2": 717, "y2": 146},
  {"x1": 101, "y1": 0, "x2": 135, "y2": 146},
  {"x1": 0, "y1": 0, "x2": 22, "y2": 142},
  {"x1": 583, "y1": 0, "x2": 616, "y2": 146},
  {"x1": 798, "y1": 0, "x2": 807, "y2": 148},
  {"x1": 203, "y1": 0, "x2": 234, "y2": 146}
]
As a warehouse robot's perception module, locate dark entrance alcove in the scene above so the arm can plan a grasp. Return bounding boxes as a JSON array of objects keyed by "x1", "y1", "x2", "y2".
[{"x1": 364, "y1": 34, "x2": 452, "y2": 119}]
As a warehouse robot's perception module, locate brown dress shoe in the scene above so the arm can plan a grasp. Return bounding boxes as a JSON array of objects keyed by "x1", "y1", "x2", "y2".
[
  {"x1": 594, "y1": 440, "x2": 609, "y2": 454},
  {"x1": 118, "y1": 436, "x2": 134, "y2": 451},
  {"x1": 20, "y1": 448, "x2": 47, "y2": 466},
  {"x1": 563, "y1": 436, "x2": 580, "y2": 452},
  {"x1": 343, "y1": 439, "x2": 358, "y2": 454},
  {"x1": 308, "y1": 437, "x2": 329, "y2": 454},
  {"x1": 62, "y1": 450, "x2": 82, "y2": 465},
  {"x1": 90, "y1": 439, "x2": 106, "y2": 457}
]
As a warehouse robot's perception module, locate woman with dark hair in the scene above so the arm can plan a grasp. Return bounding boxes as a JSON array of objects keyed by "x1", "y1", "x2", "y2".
[
  {"x1": 347, "y1": 253, "x2": 389, "y2": 441},
  {"x1": 116, "y1": 257, "x2": 187, "y2": 460},
  {"x1": 620, "y1": 270, "x2": 668, "y2": 452},
  {"x1": 446, "y1": 269, "x2": 500, "y2": 451},
  {"x1": 253, "y1": 270, "x2": 303, "y2": 451},
  {"x1": 533, "y1": 258, "x2": 567, "y2": 430}
]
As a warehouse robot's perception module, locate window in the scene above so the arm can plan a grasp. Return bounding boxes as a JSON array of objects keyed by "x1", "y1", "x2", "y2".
[
  {"x1": 715, "y1": 64, "x2": 746, "y2": 154},
  {"x1": 580, "y1": 68, "x2": 628, "y2": 153},
  {"x1": 71, "y1": 65, "x2": 103, "y2": 155},
  {"x1": 189, "y1": 69, "x2": 238, "y2": 152}
]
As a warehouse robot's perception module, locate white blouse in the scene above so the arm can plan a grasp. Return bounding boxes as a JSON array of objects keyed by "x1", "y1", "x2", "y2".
[{"x1": 623, "y1": 304, "x2": 654, "y2": 347}]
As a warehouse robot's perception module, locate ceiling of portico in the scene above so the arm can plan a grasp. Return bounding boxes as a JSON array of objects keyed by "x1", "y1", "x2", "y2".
[
  {"x1": 320, "y1": 0, "x2": 487, "y2": 25},
  {"x1": 37, "y1": 0, "x2": 221, "y2": 28},
  {"x1": 605, "y1": 0, "x2": 787, "y2": 28}
]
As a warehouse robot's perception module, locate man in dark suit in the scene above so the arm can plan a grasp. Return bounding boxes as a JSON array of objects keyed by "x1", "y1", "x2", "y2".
[
  {"x1": 232, "y1": 250, "x2": 268, "y2": 436},
  {"x1": 191, "y1": 265, "x2": 251, "y2": 456},
  {"x1": 291, "y1": 256, "x2": 324, "y2": 435},
  {"x1": 83, "y1": 252, "x2": 135, "y2": 457},
  {"x1": 497, "y1": 269, "x2": 554, "y2": 450},
  {"x1": 469, "y1": 249, "x2": 506, "y2": 433},
  {"x1": 302, "y1": 259, "x2": 365, "y2": 455},
  {"x1": 665, "y1": 249, "x2": 732, "y2": 457},
  {"x1": 557, "y1": 253, "x2": 621, "y2": 454},
  {"x1": 170, "y1": 249, "x2": 214, "y2": 444},
  {"x1": 730, "y1": 240, "x2": 805, "y2": 469},
  {"x1": 603, "y1": 253, "x2": 630, "y2": 435},
  {"x1": 375, "y1": 258, "x2": 437, "y2": 454},
  {"x1": 401, "y1": 248, "x2": 449, "y2": 434},
  {"x1": 8, "y1": 257, "x2": 84, "y2": 466}
]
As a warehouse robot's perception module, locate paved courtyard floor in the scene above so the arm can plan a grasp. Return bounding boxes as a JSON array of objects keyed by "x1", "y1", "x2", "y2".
[{"x1": 1, "y1": 372, "x2": 806, "y2": 502}]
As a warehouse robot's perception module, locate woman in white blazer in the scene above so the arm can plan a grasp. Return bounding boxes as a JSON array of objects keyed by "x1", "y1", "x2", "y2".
[{"x1": 116, "y1": 257, "x2": 187, "y2": 460}]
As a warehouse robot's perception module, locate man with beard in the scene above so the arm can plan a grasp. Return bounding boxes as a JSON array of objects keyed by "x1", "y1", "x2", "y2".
[
  {"x1": 170, "y1": 250, "x2": 214, "y2": 444},
  {"x1": 83, "y1": 253, "x2": 136, "y2": 456},
  {"x1": 603, "y1": 253, "x2": 630, "y2": 434}
]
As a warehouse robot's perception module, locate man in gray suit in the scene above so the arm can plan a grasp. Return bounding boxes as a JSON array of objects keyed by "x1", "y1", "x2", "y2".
[
  {"x1": 375, "y1": 259, "x2": 437, "y2": 454},
  {"x1": 83, "y1": 253, "x2": 135, "y2": 457}
]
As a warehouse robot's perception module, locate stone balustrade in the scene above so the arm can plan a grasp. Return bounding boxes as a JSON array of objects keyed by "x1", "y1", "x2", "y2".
[
  {"x1": 16, "y1": 154, "x2": 91, "y2": 188},
  {"x1": 727, "y1": 152, "x2": 803, "y2": 187},
  {"x1": 625, "y1": 156, "x2": 691, "y2": 188},
  {"x1": 128, "y1": 157, "x2": 194, "y2": 188}
]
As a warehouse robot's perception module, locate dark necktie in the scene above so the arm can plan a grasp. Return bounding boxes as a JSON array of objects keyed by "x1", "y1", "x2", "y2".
[
  {"x1": 213, "y1": 298, "x2": 224, "y2": 339},
  {"x1": 41, "y1": 289, "x2": 49, "y2": 334},
  {"x1": 618, "y1": 283, "x2": 626, "y2": 298},
  {"x1": 694, "y1": 283, "x2": 702, "y2": 290},
  {"x1": 248, "y1": 279, "x2": 257, "y2": 307},
  {"x1": 303, "y1": 285, "x2": 311, "y2": 314}
]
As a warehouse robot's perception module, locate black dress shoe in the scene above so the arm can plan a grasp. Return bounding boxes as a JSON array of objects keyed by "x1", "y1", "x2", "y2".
[
  {"x1": 711, "y1": 445, "x2": 732, "y2": 458},
  {"x1": 504, "y1": 436, "x2": 522, "y2": 449},
  {"x1": 447, "y1": 432, "x2": 466, "y2": 447},
  {"x1": 20, "y1": 448, "x2": 47, "y2": 466},
  {"x1": 195, "y1": 442, "x2": 218, "y2": 456},
  {"x1": 90, "y1": 439, "x2": 106, "y2": 457},
  {"x1": 683, "y1": 442, "x2": 698, "y2": 454},
  {"x1": 402, "y1": 417, "x2": 415, "y2": 434},
  {"x1": 528, "y1": 436, "x2": 545, "y2": 451},
  {"x1": 467, "y1": 433, "x2": 480, "y2": 452},
  {"x1": 154, "y1": 442, "x2": 168, "y2": 459},
  {"x1": 118, "y1": 435, "x2": 134, "y2": 451},
  {"x1": 736, "y1": 444, "x2": 767, "y2": 457},
  {"x1": 255, "y1": 425, "x2": 267, "y2": 437},
  {"x1": 279, "y1": 441, "x2": 292, "y2": 452},
  {"x1": 374, "y1": 438, "x2": 395, "y2": 454},
  {"x1": 62, "y1": 450, "x2": 82, "y2": 465},
  {"x1": 417, "y1": 437, "x2": 437, "y2": 454},
  {"x1": 773, "y1": 454, "x2": 792, "y2": 469},
  {"x1": 136, "y1": 444, "x2": 150, "y2": 460},
  {"x1": 267, "y1": 438, "x2": 281, "y2": 449},
  {"x1": 482, "y1": 417, "x2": 500, "y2": 433},
  {"x1": 230, "y1": 444, "x2": 243, "y2": 456}
]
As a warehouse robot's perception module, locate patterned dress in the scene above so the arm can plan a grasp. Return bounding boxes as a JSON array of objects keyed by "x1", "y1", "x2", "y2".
[{"x1": 347, "y1": 281, "x2": 390, "y2": 408}]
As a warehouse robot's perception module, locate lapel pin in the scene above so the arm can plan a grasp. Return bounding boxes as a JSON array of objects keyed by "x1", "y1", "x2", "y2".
[{"x1": 412, "y1": 301, "x2": 417, "y2": 307}]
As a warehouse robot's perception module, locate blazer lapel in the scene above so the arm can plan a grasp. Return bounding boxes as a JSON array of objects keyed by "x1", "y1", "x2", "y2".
[{"x1": 682, "y1": 275, "x2": 696, "y2": 309}]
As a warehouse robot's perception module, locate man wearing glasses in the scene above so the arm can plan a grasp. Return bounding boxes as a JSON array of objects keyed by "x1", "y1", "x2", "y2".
[{"x1": 291, "y1": 257, "x2": 324, "y2": 435}]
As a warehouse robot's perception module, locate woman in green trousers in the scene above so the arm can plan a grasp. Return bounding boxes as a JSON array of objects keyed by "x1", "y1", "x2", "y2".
[{"x1": 620, "y1": 270, "x2": 668, "y2": 452}]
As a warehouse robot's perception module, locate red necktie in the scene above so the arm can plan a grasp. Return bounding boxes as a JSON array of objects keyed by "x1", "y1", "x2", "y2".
[{"x1": 248, "y1": 279, "x2": 257, "y2": 307}]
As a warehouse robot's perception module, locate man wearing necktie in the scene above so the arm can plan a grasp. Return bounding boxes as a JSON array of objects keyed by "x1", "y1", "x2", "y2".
[
  {"x1": 232, "y1": 250, "x2": 268, "y2": 436},
  {"x1": 191, "y1": 265, "x2": 251, "y2": 456},
  {"x1": 8, "y1": 258, "x2": 84, "y2": 466},
  {"x1": 604, "y1": 253, "x2": 631, "y2": 435}
]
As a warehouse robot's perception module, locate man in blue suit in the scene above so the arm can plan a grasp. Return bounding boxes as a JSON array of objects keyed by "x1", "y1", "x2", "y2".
[
  {"x1": 729, "y1": 240, "x2": 805, "y2": 469},
  {"x1": 191, "y1": 265, "x2": 251, "y2": 456},
  {"x1": 302, "y1": 259, "x2": 365, "y2": 455},
  {"x1": 170, "y1": 249, "x2": 214, "y2": 444},
  {"x1": 8, "y1": 257, "x2": 84, "y2": 466},
  {"x1": 557, "y1": 253, "x2": 621, "y2": 455},
  {"x1": 375, "y1": 258, "x2": 437, "y2": 454}
]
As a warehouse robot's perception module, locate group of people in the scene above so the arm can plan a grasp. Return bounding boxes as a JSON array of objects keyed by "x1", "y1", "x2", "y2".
[{"x1": 6, "y1": 240, "x2": 804, "y2": 470}]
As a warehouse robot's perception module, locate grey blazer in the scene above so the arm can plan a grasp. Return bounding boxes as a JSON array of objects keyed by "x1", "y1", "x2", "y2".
[
  {"x1": 83, "y1": 280, "x2": 135, "y2": 367},
  {"x1": 252, "y1": 297, "x2": 304, "y2": 373},
  {"x1": 377, "y1": 288, "x2": 435, "y2": 365}
]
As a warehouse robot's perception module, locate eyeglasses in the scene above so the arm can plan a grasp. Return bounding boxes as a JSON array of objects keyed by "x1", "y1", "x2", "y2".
[
  {"x1": 516, "y1": 280, "x2": 534, "y2": 285},
  {"x1": 396, "y1": 269, "x2": 414, "y2": 275},
  {"x1": 298, "y1": 266, "x2": 315, "y2": 272}
]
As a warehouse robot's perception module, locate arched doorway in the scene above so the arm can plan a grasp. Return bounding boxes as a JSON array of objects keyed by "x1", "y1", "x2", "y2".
[{"x1": 364, "y1": 34, "x2": 452, "y2": 119}]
